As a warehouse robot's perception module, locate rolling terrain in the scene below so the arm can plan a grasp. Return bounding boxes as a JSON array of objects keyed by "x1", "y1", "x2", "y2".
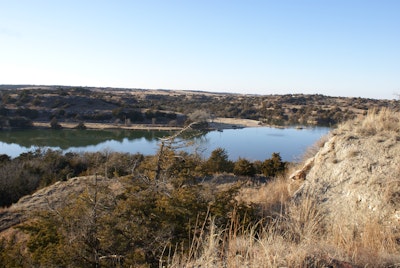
[{"x1": 1, "y1": 85, "x2": 399, "y2": 130}]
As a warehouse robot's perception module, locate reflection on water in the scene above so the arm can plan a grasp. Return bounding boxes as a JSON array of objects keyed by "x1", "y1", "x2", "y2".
[
  {"x1": 266, "y1": 133, "x2": 285, "y2": 137},
  {"x1": 0, "y1": 127, "x2": 330, "y2": 162},
  {"x1": 0, "y1": 129, "x2": 175, "y2": 149},
  {"x1": 190, "y1": 127, "x2": 330, "y2": 162}
]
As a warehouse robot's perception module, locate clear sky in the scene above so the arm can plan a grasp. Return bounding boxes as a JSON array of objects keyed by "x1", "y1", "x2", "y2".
[{"x1": 1, "y1": 0, "x2": 399, "y2": 99}]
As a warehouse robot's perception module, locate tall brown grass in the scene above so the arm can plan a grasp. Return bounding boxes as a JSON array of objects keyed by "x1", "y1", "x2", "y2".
[
  {"x1": 164, "y1": 109, "x2": 400, "y2": 267},
  {"x1": 166, "y1": 192, "x2": 400, "y2": 267},
  {"x1": 340, "y1": 108, "x2": 400, "y2": 136},
  {"x1": 236, "y1": 175, "x2": 295, "y2": 219},
  {"x1": 166, "y1": 196, "x2": 327, "y2": 267}
]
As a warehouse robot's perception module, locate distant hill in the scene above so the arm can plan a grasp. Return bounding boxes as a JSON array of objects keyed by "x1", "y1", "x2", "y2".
[{"x1": 0, "y1": 84, "x2": 399, "y2": 129}]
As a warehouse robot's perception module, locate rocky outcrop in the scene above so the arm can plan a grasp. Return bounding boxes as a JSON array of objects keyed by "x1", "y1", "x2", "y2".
[
  {"x1": 289, "y1": 157, "x2": 315, "y2": 181},
  {"x1": 294, "y1": 111, "x2": 400, "y2": 232},
  {"x1": 0, "y1": 176, "x2": 124, "y2": 232}
]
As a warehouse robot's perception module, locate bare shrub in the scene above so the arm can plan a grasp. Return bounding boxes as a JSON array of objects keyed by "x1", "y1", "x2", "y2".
[{"x1": 188, "y1": 110, "x2": 210, "y2": 122}]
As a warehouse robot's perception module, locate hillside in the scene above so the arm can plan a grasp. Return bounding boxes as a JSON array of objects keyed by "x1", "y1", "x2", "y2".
[
  {"x1": 1, "y1": 85, "x2": 399, "y2": 130},
  {"x1": 1, "y1": 109, "x2": 400, "y2": 267},
  {"x1": 294, "y1": 109, "x2": 400, "y2": 232},
  {"x1": 173, "y1": 109, "x2": 400, "y2": 267}
]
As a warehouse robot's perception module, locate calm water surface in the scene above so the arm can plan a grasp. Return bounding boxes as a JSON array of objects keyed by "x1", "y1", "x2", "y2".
[{"x1": 0, "y1": 127, "x2": 330, "y2": 162}]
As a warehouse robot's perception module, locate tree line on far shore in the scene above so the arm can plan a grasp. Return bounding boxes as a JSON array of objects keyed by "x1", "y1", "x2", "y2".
[{"x1": 1, "y1": 86, "x2": 398, "y2": 130}]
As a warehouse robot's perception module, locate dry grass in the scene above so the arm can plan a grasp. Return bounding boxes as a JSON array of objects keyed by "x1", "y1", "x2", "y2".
[
  {"x1": 167, "y1": 217, "x2": 310, "y2": 268},
  {"x1": 340, "y1": 108, "x2": 400, "y2": 136},
  {"x1": 236, "y1": 175, "x2": 296, "y2": 219},
  {"x1": 166, "y1": 192, "x2": 400, "y2": 267},
  {"x1": 165, "y1": 163, "x2": 400, "y2": 267},
  {"x1": 384, "y1": 178, "x2": 400, "y2": 207},
  {"x1": 328, "y1": 215, "x2": 400, "y2": 267},
  {"x1": 166, "y1": 197, "x2": 329, "y2": 267},
  {"x1": 284, "y1": 197, "x2": 325, "y2": 244},
  {"x1": 298, "y1": 133, "x2": 331, "y2": 163}
]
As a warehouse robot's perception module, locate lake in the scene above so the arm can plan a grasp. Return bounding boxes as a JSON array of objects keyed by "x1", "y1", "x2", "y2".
[{"x1": 0, "y1": 127, "x2": 330, "y2": 162}]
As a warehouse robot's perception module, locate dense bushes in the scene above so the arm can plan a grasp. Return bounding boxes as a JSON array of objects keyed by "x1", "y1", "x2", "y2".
[
  {"x1": 0, "y1": 147, "x2": 287, "y2": 208},
  {"x1": 0, "y1": 149, "x2": 144, "y2": 207},
  {"x1": 0, "y1": 158, "x2": 41, "y2": 206},
  {"x1": 202, "y1": 148, "x2": 233, "y2": 174},
  {"x1": 0, "y1": 116, "x2": 33, "y2": 129}
]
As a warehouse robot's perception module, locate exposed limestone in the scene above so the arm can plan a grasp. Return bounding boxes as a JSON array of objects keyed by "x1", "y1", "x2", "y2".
[
  {"x1": 289, "y1": 157, "x2": 315, "y2": 181},
  {"x1": 294, "y1": 113, "x2": 400, "y2": 233}
]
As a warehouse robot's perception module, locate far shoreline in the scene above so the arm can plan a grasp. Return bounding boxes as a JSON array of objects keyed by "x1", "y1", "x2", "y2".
[{"x1": 31, "y1": 118, "x2": 263, "y2": 131}]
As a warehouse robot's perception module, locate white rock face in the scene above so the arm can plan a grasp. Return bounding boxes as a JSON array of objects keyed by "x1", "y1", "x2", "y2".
[{"x1": 294, "y1": 119, "x2": 400, "y2": 231}]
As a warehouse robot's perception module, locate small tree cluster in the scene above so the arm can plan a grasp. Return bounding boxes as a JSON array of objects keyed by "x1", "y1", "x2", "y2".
[
  {"x1": 233, "y1": 158, "x2": 256, "y2": 176},
  {"x1": 261, "y1": 152, "x2": 287, "y2": 177},
  {"x1": 202, "y1": 148, "x2": 234, "y2": 174}
]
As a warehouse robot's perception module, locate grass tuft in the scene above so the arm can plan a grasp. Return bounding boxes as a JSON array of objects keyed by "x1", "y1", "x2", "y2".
[{"x1": 340, "y1": 108, "x2": 400, "y2": 136}]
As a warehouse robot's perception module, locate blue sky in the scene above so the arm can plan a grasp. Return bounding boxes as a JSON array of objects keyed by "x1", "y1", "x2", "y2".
[{"x1": 1, "y1": 0, "x2": 399, "y2": 99}]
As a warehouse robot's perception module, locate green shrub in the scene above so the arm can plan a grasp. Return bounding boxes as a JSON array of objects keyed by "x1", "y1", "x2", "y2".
[
  {"x1": 262, "y1": 152, "x2": 287, "y2": 177},
  {"x1": 233, "y1": 158, "x2": 256, "y2": 177},
  {"x1": 203, "y1": 148, "x2": 233, "y2": 174}
]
